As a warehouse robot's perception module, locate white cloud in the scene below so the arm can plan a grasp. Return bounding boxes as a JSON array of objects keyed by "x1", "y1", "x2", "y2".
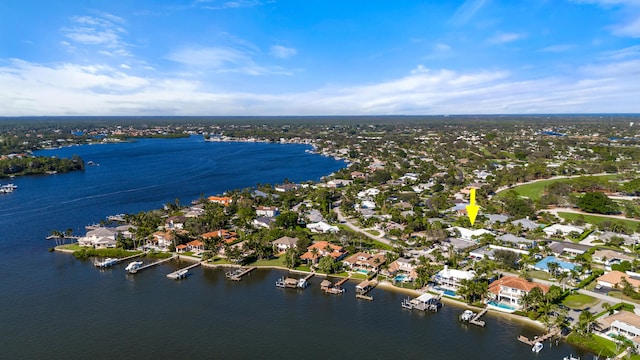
[
  {"x1": 612, "y1": 16, "x2": 640, "y2": 37},
  {"x1": 167, "y1": 46, "x2": 294, "y2": 75},
  {"x1": 488, "y1": 32, "x2": 526, "y2": 44},
  {"x1": 61, "y1": 13, "x2": 132, "y2": 58},
  {"x1": 270, "y1": 45, "x2": 297, "y2": 59},
  {"x1": 1, "y1": 57, "x2": 639, "y2": 116}
]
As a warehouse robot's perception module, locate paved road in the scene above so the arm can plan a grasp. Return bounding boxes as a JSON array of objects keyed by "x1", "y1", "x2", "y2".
[{"x1": 333, "y1": 207, "x2": 392, "y2": 246}]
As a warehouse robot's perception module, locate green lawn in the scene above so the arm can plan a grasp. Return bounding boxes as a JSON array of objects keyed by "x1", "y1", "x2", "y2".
[
  {"x1": 251, "y1": 256, "x2": 287, "y2": 267},
  {"x1": 566, "y1": 333, "x2": 617, "y2": 358},
  {"x1": 562, "y1": 293, "x2": 599, "y2": 310},
  {"x1": 528, "y1": 270, "x2": 551, "y2": 281},
  {"x1": 366, "y1": 229, "x2": 381, "y2": 236},
  {"x1": 56, "y1": 244, "x2": 83, "y2": 251},
  {"x1": 497, "y1": 175, "x2": 616, "y2": 201},
  {"x1": 558, "y1": 212, "x2": 640, "y2": 229}
]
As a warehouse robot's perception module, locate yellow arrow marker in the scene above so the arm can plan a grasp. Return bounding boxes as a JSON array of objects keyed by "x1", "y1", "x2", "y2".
[{"x1": 466, "y1": 188, "x2": 480, "y2": 226}]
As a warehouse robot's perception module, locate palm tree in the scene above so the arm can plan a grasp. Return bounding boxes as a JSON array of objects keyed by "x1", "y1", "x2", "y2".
[{"x1": 577, "y1": 310, "x2": 597, "y2": 335}]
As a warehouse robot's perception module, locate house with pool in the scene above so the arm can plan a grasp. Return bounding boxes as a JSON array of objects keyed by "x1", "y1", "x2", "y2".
[
  {"x1": 532, "y1": 256, "x2": 579, "y2": 273},
  {"x1": 433, "y1": 265, "x2": 475, "y2": 296},
  {"x1": 487, "y1": 276, "x2": 549, "y2": 313},
  {"x1": 384, "y1": 258, "x2": 417, "y2": 283},
  {"x1": 597, "y1": 311, "x2": 640, "y2": 351},
  {"x1": 342, "y1": 252, "x2": 386, "y2": 275}
]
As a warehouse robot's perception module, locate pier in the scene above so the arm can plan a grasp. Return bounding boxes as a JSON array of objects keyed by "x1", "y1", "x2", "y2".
[
  {"x1": 226, "y1": 266, "x2": 257, "y2": 281},
  {"x1": 320, "y1": 276, "x2": 349, "y2": 295},
  {"x1": 517, "y1": 328, "x2": 561, "y2": 346},
  {"x1": 401, "y1": 293, "x2": 442, "y2": 312},
  {"x1": 128, "y1": 256, "x2": 176, "y2": 274},
  {"x1": 469, "y1": 308, "x2": 488, "y2": 327},
  {"x1": 94, "y1": 252, "x2": 145, "y2": 268},
  {"x1": 167, "y1": 262, "x2": 201, "y2": 280},
  {"x1": 355, "y1": 279, "x2": 376, "y2": 301}
]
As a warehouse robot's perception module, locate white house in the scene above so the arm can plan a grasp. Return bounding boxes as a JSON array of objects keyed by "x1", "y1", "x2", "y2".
[
  {"x1": 77, "y1": 227, "x2": 117, "y2": 249},
  {"x1": 272, "y1": 236, "x2": 299, "y2": 253},
  {"x1": 448, "y1": 226, "x2": 493, "y2": 241},
  {"x1": 434, "y1": 266, "x2": 475, "y2": 291},
  {"x1": 307, "y1": 221, "x2": 339, "y2": 233},
  {"x1": 543, "y1": 224, "x2": 586, "y2": 237},
  {"x1": 256, "y1": 206, "x2": 280, "y2": 217}
]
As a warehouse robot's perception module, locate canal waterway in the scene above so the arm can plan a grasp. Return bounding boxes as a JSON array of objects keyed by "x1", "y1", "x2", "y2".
[{"x1": 0, "y1": 136, "x2": 589, "y2": 359}]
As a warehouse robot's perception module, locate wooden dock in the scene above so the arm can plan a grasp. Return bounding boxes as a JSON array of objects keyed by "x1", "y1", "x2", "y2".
[
  {"x1": 469, "y1": 308, "x2": 488, "y2": 327},
  {"x1": 355, "y1": 279, "x2": 376, "y2": 301},
  {"x1": 517, "y1": 328, "x2": 561, "y2": 346},
  {"x1": 166, "y1": 262, "x2": 201, "y2": 279},
  {"x1": 128, "y1": 256, "x2": 175, "y2": 274},
  {"x1": 94, "y1": 252, "x2": 145, "y2": 268},
  {"x1": 229, "y1": 266, "x2": 257, "y2": 281}
]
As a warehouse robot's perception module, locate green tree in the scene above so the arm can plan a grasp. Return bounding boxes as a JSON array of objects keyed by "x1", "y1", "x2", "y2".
[
  {"x1": 577, "y1": 191, "x2": 619, "y2": 214},
  {"x1": 318, "y1": 256, "x2": 335, "y2": 274}
]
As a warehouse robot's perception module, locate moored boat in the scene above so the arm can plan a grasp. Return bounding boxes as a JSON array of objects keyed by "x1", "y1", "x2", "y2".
[
  {"x1": 531, "y1": 342, "x2": 543, "y2": 353},
  {"x1": 125, "y1": 261, "x2": 144, "y2": 273}
]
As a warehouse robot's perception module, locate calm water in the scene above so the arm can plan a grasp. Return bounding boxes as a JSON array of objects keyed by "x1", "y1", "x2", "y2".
[{"x1": 0, "y1": 136, "x2": 589, "y2": 359}]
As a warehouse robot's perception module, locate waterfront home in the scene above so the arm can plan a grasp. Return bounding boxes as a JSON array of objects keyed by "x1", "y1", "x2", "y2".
[
  {"x1": 549, "y1": 241, "x2": 590, "y2": 258},
  {"x1": 487, "y1": 276, "x2": 549, "y2": 310},
  {"x1": 597, "y1": 311, "x2": 640, "y2": 350},
  {"x1": 342, "y1": 252, "x2": 386, "y2": 274},
  {"x1": 186, "y1": 240, "x2": 205, "y2": 253},
  {"x1": 592, "y1": 249, "x2": 634, "y2": 268},
  {"x1": 208, "y1": 196, "x2": 233, "y2": 206},
  {"x1": 184, "y1": 204, "x2": 205, "y2": 218},
  {"x1": 77, "y1": 227, "x2": 117, "y2": 249},
  {"x1": 148, "y1": 231, "x2": 174, "y2": 251},
  {"x1": 300, "y1": 241, "x2": 346, "y2": 264},
  {"x1": 434, "y1": 265, "x2": 475, "y2": 292},
  {"x1": 272, "y1": 236, "x2": 299, "y2": 253},
  {"x1": 256, "y1": 206, "x2": 279, "y2": 217},
  {"x1": 306, "y1": 221, "x2": 339, "y2": 233},
  {"x1": 596, "y1": 271, "x2": 640, "y2": 290},
  {"x1": 176, "y1": 244, "x2": 188, "y2": 253},
  {"x1": 383, "y1": 258, "x2": 417, "y2": 280}
]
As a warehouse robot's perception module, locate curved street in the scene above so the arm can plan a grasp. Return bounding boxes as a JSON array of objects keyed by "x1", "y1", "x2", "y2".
[{"x1": 333, "y1": 206, "x2": 392, "y2": 246}]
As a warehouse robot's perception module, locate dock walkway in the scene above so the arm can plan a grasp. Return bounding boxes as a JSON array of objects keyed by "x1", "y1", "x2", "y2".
[
  {"x1": 129, "y1": 256, "x2": 175, "y2": 274},
  {"x1": 229, "y1": 266, "x2": 257, "y2": 281},
  {"x1": 517, "y1": 328, "x2": 561, "y2": 346},
  {"x1": 166, "y1": 262, "x2": 201, "y2": 279},
  {"x1": 470, "y1": 308, "x2": 488, "y2": 327}
]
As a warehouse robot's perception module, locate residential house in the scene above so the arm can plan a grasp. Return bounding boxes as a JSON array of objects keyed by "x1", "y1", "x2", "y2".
[
  {"x1": 253, "y1": 216, "x2": 276, "y2": 229},
  {"x1": 202, "y1": 229, "x2": 237, "y2": 244},
  {"x1": 549, "y1": 241, "x2": 590, "y2": 258},
  {"x1": 274, "y1": 183, "x2": 299, "y2": 192},
  {"x1": 300, "y1": 241, "x2": 346, "y2": 264},
  {"x1": 511, "y1": 218, "x2": 541, "y2": 231},
  {"x1": 327, "y1": 179, "x2": 352, "y2": 188},
  {"x1": 487, "y1": 276, "x2": 549, "y2": 309},
  {"x1": 448, "y1": 226, "x2": 493, "y2": 241},
  {"x1": 166, "y1": 216, "x2": 188, "y2": 230},
  {"x1": 342, "y1": 252, "x2": 386, "y2": 274},
  {"x1": 597, "y1": 311, "x2": 640, "y2": 350},
  {"x1": 484, "y1": 214, "x2": 509, "y2": 225},
  {"x1": 148, "y1": 231, "x2": 174, "y2": 251},
  {"x1": 208, "y1": 196, "x2": 233, "y2": 206},
  {"x1": 592, "y1": 249, "x2": 634, "y2": 267},
  {"x1": 384, "y1": 257, "x2": 418, "y2": 280},
  {"x1": 497, "y1": 234, "x2": 536, "y2": 249},
  {"x1": 175, "y1": 244, "x2": 188, "y2": 253},
  {"x1": 77, "y1": 227, "x2": 117, "y2": 249},
  {"x1": 543, "y1": 224, "x2": 586, "y2": 237},
  {"x1": 186, "y1": 240, "x2": 205, "y2": 253},
  {"x1": 434, "y1": 266, "x2": 476, "y2": 291},
  {"x1": 306, "y1": 221, "x2": 339, "y2": 233},
  {"x1": 596, "y1": 271, "x2": 640, "y2": 290},
  {"x1": 470, "y1": 245, "x2": 495, "y2": 260},
  {"x1": 256, "y1": 206, "x2": 279, "y2": 217},
  {"x1": 350, "y1": 171, "x2": 366, "y2": 180},
  {"x1": 442, "y1": 237, "x2": 477, "y2": 253},
  {"x1": 272, "y1": 236, "x2": 299, "y2": 253}
]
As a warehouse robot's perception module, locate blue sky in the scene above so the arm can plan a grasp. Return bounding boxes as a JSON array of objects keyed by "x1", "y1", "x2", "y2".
[{"x1": 1, "y1": 0, "x2": 640, "y2": 116}]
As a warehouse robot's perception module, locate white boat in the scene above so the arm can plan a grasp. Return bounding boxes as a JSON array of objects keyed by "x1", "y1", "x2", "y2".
[
  {"x1": 532, "y1": 342, "x2": 543, "y2": 353},
  {"x1": 125, "y1": 261, "x2": 144, "y2": 273},
  {"x1": 94, "y1": 258, "x2": 118, "y2": 268},
  {"x1": 0, "y1": 183, "x2": 17, "y2": 193},
  {"x1": 563, "y1": 355, "x2": 579, "y2": 360},
  {"x1": 297, "y1": 278, "x2": 308, "y2": 288},
  {"x1": 460, "y1": 310, "x2": 475, "y2": 321}
]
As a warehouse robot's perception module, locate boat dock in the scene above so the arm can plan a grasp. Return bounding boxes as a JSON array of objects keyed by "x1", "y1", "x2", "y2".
[
  {"x1": 320, "y1": 276, "x2": 349, "y2": 295},
  {"x1": 94, "y1": 252, "x2": 145, "y2": 268},
  {"x1": 226, "y1": 266, "x2": 257, "y2": 281},
  {"x1": 167, "y1": 262, "x2": 201, "y2": 279},
  {"x1": 355, "y1": 279, "x2": 376, "y2": 301},
  {"x1": 469, "y1": 308, "x2": 488, "y2": 327},
  {"x1": 517, "y1": 328, "x2": 560, "y2": 346},
  {"x1": 128, "y1": 256, "x2": 176, "y2": 274},
  {"x1": 401, "y1": 293, "x2": 442, "y2": 312}
]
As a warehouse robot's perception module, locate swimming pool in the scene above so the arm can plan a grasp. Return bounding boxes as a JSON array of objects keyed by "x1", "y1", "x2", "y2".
[
  {"x1": 394, "y1": 274, "x2": 408, "y2": 282},
  {"x1": 487, "y1": 300, "x2": 518, "y2": 312},
  {"x1": 434, "y1": 287, "x2": 457, "y2": 297},
  {"x1": 357, "y1": 269, "x2": 370, "y2": 275}
]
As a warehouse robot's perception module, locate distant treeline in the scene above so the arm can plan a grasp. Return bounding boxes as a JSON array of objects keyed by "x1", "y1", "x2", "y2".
[{"x1": 0, "y1": 155, "x2": 84, "y2": 178}]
